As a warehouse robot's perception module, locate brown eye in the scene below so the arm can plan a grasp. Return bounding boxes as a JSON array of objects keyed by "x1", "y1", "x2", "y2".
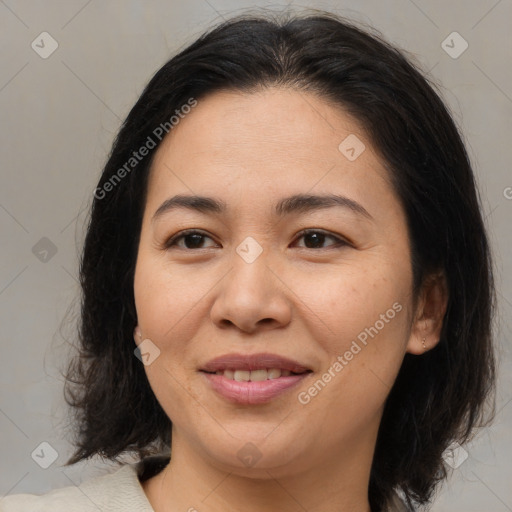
[
  {"x1": 165, "y1": 230, "x2": 218, "y2": 250},
  {"x1": 294, "y1": 229, "x2": 348, "y2": 249},
  {"x1": 164, "y1": 229, "x2": 348, "y2": 251}
]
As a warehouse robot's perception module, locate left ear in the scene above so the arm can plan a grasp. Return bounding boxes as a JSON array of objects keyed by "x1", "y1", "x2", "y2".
[{"x1": 406, "y1": 270, "x2": 449, "y2": 355}]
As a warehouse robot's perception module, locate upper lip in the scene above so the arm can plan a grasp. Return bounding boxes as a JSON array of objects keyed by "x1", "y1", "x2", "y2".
[{"x1": 200, "y1": 353, "x2": 311, "y2": 374}]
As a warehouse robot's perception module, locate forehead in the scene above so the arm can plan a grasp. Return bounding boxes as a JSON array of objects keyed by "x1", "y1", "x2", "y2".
[{"x1": 145, "y1": 87, "x2": 397, "y2": 217}]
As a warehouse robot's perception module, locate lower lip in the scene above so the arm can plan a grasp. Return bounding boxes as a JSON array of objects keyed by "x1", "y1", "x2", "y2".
[{"x1": 201, "y1": 372, "x2": 310, "y2": 405}]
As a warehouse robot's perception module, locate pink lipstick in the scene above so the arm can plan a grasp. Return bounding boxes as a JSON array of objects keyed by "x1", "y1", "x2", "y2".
[{"x1": 200, "y1": 352, "x2": 312, "y2": 405}]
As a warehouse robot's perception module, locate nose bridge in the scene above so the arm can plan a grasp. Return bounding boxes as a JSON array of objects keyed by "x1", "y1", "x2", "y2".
[
  {"x1": 210, "y1": 238, "x2": 291, "y2": 331},
  {"x1": 230, "y1": 236, "x2": 273, "y2": 301}
]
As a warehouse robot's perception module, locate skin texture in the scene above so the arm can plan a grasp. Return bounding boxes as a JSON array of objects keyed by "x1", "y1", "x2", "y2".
[{"x1": 132, "y1": 88, "x2": 448, "y2": 512}]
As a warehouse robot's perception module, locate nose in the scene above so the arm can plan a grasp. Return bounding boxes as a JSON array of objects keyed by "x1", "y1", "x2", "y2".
[{"x1": 209, "y1": 248, "x2": 292, "y2": 334}]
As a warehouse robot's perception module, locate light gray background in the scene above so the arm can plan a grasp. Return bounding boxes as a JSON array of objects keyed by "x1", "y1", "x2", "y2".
[{"x1": 0, "y1": 1, "x2": 511, "y2": 511}]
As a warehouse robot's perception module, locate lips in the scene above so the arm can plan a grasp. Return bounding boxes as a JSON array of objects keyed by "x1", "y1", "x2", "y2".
[
  {"x1": 199, "y1": 353, "x2": 312, "y2": 405},
  {"x1": 200, "y1": 352, "x2": 311, "y2": 374}
]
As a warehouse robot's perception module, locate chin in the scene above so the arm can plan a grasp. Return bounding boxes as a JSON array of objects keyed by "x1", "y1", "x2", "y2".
[{"x1": 190, "y1": 424, "x2": 311, "y2": 476}]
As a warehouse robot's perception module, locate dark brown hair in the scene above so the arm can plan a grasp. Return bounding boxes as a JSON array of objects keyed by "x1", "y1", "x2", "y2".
[{"x1": 63, "y1": 10, "x2": 496, "y2": 511}]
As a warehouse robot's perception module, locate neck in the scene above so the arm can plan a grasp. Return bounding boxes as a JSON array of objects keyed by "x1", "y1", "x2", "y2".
[{"x1": 144, "y1": 427, "x2": 377, "y2": 512}]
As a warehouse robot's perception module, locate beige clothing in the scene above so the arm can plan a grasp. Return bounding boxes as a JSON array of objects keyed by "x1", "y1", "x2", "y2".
[{"x1": 1, "y1": 455, "x2": 409, "y2": 511}]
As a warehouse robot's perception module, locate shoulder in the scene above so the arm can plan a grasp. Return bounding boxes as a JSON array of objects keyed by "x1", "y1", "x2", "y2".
[{"x1": 0, "y1": 455, "x2": 169, "y2": 512}]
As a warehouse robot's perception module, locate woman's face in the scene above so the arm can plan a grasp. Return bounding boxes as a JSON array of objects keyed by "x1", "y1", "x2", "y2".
[{"x1": 133, "y1": 87, "x2": 423, "y2": 476}]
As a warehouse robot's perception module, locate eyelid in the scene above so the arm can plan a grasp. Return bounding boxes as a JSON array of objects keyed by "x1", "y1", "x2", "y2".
[
  {"x1": 293, "y1": 228, "x2": 350, "y2": 248},
  {"x1": 164, "y1": 228, "x2": 351, "y2": 250},
  {"x1": 164, "y1": 229, "x2": 218, "y2": 249}
]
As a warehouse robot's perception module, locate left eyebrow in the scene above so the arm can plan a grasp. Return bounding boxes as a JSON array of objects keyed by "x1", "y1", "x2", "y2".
[
  {"x1": 275, "y1": 193, "x2": 373, "y2": 220},
  {"x1": 151, "y1": 193, "x2": 373, "y2": 223}
]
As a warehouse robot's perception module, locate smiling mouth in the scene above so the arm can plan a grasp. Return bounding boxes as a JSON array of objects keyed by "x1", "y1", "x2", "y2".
[
  {"x1": 202, "y1": 368, "x2": 309, "y2": 381},
  {"x1": 199, "y1": 352, "x2": 313, "y2": 404}
]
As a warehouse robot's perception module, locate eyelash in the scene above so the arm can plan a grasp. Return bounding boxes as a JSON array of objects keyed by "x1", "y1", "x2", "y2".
[{"x1": 164, "y1": 228, "x2": 350, "y2": 250}]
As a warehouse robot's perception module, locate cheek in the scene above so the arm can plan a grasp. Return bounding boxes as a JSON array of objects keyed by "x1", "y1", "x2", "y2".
[
  {"x1": 133, "y1": 257, "x2": 205, "y2": 423},
  {"x1": 297, "y1": 296, "x2": 410, "y2": 441},
  {"x1": 298, "y1": 262, "x2": 410, "y2": 349},
  {"x1": 295, "y1": 262, "x2": 413, "y2": 408},
  {"x1": 134, "y1": 253, "x2": 200, "y2": 339},
  {"x1": 132, "y1": 253, "x2": 218, "y2": 397}
]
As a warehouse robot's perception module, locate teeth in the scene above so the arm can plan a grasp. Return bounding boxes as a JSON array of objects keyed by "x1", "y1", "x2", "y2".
[
  {"x1": 249, "y1": 369, "x2": 268, "y2": 381},
  {"x1": 267, "y1": 368, "x2": 281, "y2": 379},
  {"x1": 215, "y1": 368, "x2": 296, "y2": 381},
  {"x1": 234, "y1": 370, "x2": 250, "y2": 382}
]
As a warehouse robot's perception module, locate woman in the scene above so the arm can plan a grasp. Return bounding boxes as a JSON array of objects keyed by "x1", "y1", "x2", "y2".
[{"x1": 1, "y1": 10, "x2": 495, "y2": 512}]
